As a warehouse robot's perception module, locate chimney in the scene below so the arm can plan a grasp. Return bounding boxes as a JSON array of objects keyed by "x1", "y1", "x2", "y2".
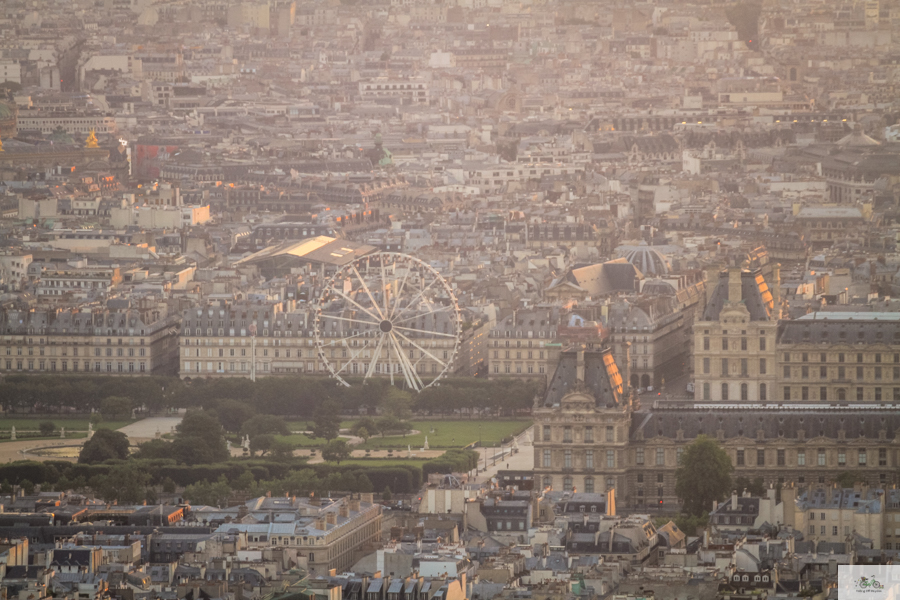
[
  {"x1": 728, "y1": 268, "x2": 742, "y2": 303},
  {"x1": 350, "y1": 497, "x2": 361, "y2": 512},
  {"x1": 732, "y1": 491, "x2": 738, "y2": 508},
  {"x1": 326, "y1": 512, "x2": 337, "y2": 525},
  {"x1": 315, "y1": 517, "x2": 326, "y2": 530},
  {"x1": 339, "y1": 504, "x2": 349, "y2": 518},
  {"x1": 361, "y1": 493, "x2": 374, "y2": 504}
]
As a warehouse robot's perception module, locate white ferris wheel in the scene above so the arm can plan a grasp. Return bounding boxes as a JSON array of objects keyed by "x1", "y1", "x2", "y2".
[{"x1": 313, "y1": 252, "x2": 462, "y2": 391}]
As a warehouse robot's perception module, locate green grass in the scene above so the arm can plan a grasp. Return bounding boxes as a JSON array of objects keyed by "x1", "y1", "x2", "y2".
[
  {"x1": 0, "y1": 417, "x2": 134, "y2": 432},
  {"x1": 330, "y1": 458, "x2": 431, "y2": 468},
  {"x1": 359, "y1": 420, "x2": 531, "y2": 450},
  {"x1": 275, "y1": 433, "x2": 330, "y2": 447}
]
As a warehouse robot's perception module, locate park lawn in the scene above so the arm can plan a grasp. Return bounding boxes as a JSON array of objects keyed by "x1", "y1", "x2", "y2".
[
  {"x1": 284, "y1": 420, "x2": 357, "y2": 434},
  {"x1": 0, "y1": 417, "x2": 134, "y2": 432},
  {"x1": 327, "y1": 457, "x2": 431, "y2": 469},
  {"x1": 359, "y1": 420, "x2": 531, "y2": 450},
  {"x1": 275, "y1": 433, "x2": 331, "y2": 447}
]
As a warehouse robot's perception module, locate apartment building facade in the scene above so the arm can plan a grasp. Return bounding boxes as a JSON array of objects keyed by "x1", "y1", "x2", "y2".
[
  {"x1": 486, "y1": 307, "x2": 562, "y2": 380},
  {"x1": 0, "y1": 299, "x2": 179, "y2": 375}
]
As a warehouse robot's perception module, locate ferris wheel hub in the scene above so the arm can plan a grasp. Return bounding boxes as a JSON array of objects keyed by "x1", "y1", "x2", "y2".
[{"x1": 379, "y1": 319, "x2": 393, "y2": 333}]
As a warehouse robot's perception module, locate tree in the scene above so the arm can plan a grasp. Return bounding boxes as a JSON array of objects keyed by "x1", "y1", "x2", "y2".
[
  {"x1": 357, "y1": 474, "x2": 374, "y2": 493},
  {"x1": 376, "y1": 415, "x2": 401, "y2": 437},
  {"x1": 734, "y1": 476, "x2": 766, "y2": 497},
  {"x1": 20, "y1": 479, "x2": 35, "y2": 495},
  {"x1": 250, "y1": 433, "x2": 275, "y2": 457},
  {"x1": 356, "y1": 427, "x2": 370, "y2": 443},
  {"x1": 100, "y1": 396, "x2": 132, "y2": 420},
  {"x1": 39, "y1": 421, "x2": 56, "y2": 436},
  {"x1": 835, "y1": 471, "x2": 867, "y2": 488},
  {"x1": 183, "y1": 476, "x2": 232, "y2": 507},
  {"x1": 161, "y1": 477, "x2": 177, "y2": 493},
  {"x1": 382, "y1": 486, "x2": 392, "y2": 502},
  {"x1": 213, "y1": 399, "x2": 255, "y2": 433},
  {"x1": 311, "y1": 400, "x2": 342, "y2": 441},
  {"x1": 271, "y1": 439, "x2": 295, "y2": 461},
  {"x1": 321, "y1": 439, "x2": 351, "y2": 465},
  {"x1": 675, "y1": 435, "x2": 733, "y2": 517},
  {"x1": 241, "y1": 414, "x2": 290, "y2": 437},
  {"x1": 352, "y1": 417, "x2": 378, "y2": 438},
  {"x1": 133, "y1": 439, "x2": 175, "y2": 460},
  {"x1": 78, "y1": 428, "x2": 130, "y2": 464},
  {"x1": 171, "y1": 410, "x2": 229, "y2": 465},
  {"x1": 674, "y1": 513, "x2": 709, "y2": 536},
  {"x1": 92, "y1": 463, "x2": 151, "y2": 504}
]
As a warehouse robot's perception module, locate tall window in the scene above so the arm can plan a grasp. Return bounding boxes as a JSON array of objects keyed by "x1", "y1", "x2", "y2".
[
  {"x1": 563, "y1": 477, "x2": 573, "y2": 492},
  {"x1": 563, "y1": 426, "x2": 572, "y2": 443},
  {"x1": 543, "y1": 425, "x2": 551, "y2": 441},
  {"x1": 703, "y1": 383, "x2": 710, "y2": 400},
  {"x1": 777, "y1": 449, "x2": 785, "y2": 466},
  {"x1": 607, "y1": 450, "x2": 615, "y2": 468},
  {"x1": 818, "y1": 449, "x2": 826, "y2": 466},
  {"x1": 741, "y1": 383, "x2": 748, "y2": 401},
  {"x1": 543, "y1": 449, "x2": 551, "y2": 468},
  {"x1": 606, "y1": 426, "x2": 615, "y2": 442},
  {"x1": 703, "y1": 357, "x2": 710, "y2": 374},
  {"x1": 722, "y1": 382, "x2": 729, "y2": 401},
  {"x1": 797, "y1": 451, "x2": 805, "y2": 466},
  {"x1": 585, "y1": 450, "x2": 594, "y2": 469},
  {"x1": 736, "y1": 450, "x2": 745, "y2": 465},
  {"x1": 564, "y1": 449, "x2": 572, "y2": 468},
  {"x1": 584, "y1": 477, "x2": 594, "y2": 494},
  {"x1": 741, "y1": 358, "x2": 748, "y2": 376},
  {"x1": 636, "y1": 448, "x2": 644, "y2": 465},
  {"x1": 858, "y1": 449, "x2": 867, "y2": 465},
  {"x1": 760, "y1": 383, "x2": 767, "y2": 401},
  {"x1": 760, "y1": 358, "x2": 766, "y2": 375},
  {"x1": 584, "y1": 427, "x2": 594, "y2": 443},
  {"x1": 757, "y1": 449, "x2": 765, "y2": 466},
  {"x1": 838, "y1": 451, "x2": 846, "y2": 466},
  {"x1": 722, "y1": 358, "x2": 729, "y2": 375},
  {"x1": 656, "y1": 448, "x2": 665, "y2": 466}
]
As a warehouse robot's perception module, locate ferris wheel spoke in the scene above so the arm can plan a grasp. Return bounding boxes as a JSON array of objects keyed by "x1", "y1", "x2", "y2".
[
  {"x1": 392, "y1": 325, "x2": 458, "y2": 338},
  {"x1": 392, "y1": 304, "x2": 455, "y2": 326},
  {"x1": 389, "y1": 264, "x2": 413, "y2": 320},
  {"x1": 389, "y1": 333, "x2": 424, "y2": 391},
  {"x1": 320, "y1": 313, "x2": 381, "y2": 328},
  {"x1": 393, "y1": 329, "x2": 450, "y2": 369},
  {"x1": 351, "y1": 264, "x2": 384, "y2": 320},
  {"x1": 330, "y1": 288, "x2": 383, "y2": 323},
  {"x1": 380, "y1": 258, "x2": 391, "y2": 315},
  {"x1": 333, "y1": 342, "x2": 370, "y2": 376},
  {"x1": 393, "y1": 277, "x2": 440, "y2": 321},
  {"x1": 365, "y1": 334, "x2": 387, "y2": 379}
]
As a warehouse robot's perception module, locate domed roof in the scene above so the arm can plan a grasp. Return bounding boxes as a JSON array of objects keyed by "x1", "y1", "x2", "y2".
[
  {"x1": 620, "y1": 243, "x2": 672, "y2": 276},
  {"x1": 836, "y1": 127, "x2": 879, "y2": 147},
  {"x1": 641, "y1": 278, "x2": 677, "y2": 295}
]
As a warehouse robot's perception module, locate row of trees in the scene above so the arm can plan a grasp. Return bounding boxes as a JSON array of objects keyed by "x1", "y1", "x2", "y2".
[{"x1": 0, "y1": 374, "x2": 541, "y2": 417}]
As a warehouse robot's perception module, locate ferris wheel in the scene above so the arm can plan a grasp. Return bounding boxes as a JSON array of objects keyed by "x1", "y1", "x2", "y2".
[{"x1": 313, "y1": 252, "x2": 462, "y2": 391}]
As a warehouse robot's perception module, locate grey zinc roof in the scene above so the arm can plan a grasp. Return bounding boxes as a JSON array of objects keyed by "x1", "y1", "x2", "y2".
[
  {"x1": 631, "y1": 407, "x2": 900, "y2": 441},
  {"x1": 543, "y1": 349, "x2": 624, "y2": 407},
  {"x1": 702, "y1": 269, "x2": 773, "y2": 322},
  {"x1": 779, "y1": 313, "x2": 900, "y2": 345}
]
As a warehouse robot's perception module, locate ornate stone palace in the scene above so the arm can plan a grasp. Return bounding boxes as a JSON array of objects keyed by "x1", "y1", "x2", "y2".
[{"x1": 533, "y1": 348, "x2": 900, "y2": 510}]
